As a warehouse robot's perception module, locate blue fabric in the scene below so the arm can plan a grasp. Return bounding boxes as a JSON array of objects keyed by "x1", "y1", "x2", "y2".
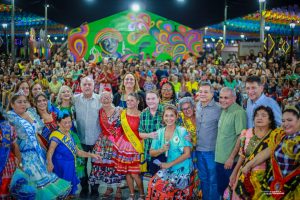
[
  {"x1": 216, "y1": 162, "x2": 235, "y2": 197},
  {"x1": 196, "y1": 151, "x2": 220, "y2": 200},
  {"x1": 51, "y1": 135, "x2": 79, "y2": 195},
  {"x1": 246, "y1": 94, "x2": 282, "y2": 128},
  {"x1": 118, "y1": 100, "x2": 127, "y2": 108},
  {"x1": 0, "y1": 121, "x2": 11, "y2": 182},
  {"x1": 7, "y1": 110, "x2": 71, "y2": 199},
  {"x1": 152, "y1": 126, "x2": 193, "y2": 175}
]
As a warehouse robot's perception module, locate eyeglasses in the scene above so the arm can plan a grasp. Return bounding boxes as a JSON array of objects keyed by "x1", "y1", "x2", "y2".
[{"x1": 181, "y1": 106, "x2": 192, "y2": 112}]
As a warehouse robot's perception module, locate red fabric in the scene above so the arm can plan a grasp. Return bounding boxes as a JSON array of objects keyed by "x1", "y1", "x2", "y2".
[
  {"x1": 122, "y1": 115, "x2": 141, "y2": 141},
  {"x1": 146, "y1": 174, "x2": 195, "y2": 200},
  {"x1": 0, "y1": 153, "x2": 16, "y2": 198},
  {"x1": 99, "y1": 108, "x2": 122, "y2": 139},
  {"x1": 113, "y1": 114, "x2": 141, "y2": 174}
]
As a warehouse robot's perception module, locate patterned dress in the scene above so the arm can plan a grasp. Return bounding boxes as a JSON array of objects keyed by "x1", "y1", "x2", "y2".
[
  {"x1": 113, "y1": 113, "x2": 141, "y2": 174},
  {"x1": 7, "y1": 110, "x2": 71, "y2": 199},
  {"x1": 89, "y1": 107, "x2": 125, "y2": 186},
  {"x1": 0, "y1": 120, "x2": 16, "y2": 199},
  {"x1": 259, "y1": 129, "x2": 300, "y2": 200},
  {"x1": 233, "y1": 128, "x2": 272, "y2": 199},
  {"x1": 147, "y1": 126, "x2": 194, "y2": 200},
  {"x1": 178, "y1": 112, "x2": 201, "y2": 198}
]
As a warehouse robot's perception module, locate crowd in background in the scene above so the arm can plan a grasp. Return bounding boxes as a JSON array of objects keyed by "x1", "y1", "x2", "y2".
[{"x1": 0, "y1": 45, "x2": 299, "y2": 200}]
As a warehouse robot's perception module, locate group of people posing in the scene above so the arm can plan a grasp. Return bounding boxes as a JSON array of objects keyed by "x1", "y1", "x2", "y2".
[{"x1": 0, "y1": 67, "x2": 299, "y2": 200}]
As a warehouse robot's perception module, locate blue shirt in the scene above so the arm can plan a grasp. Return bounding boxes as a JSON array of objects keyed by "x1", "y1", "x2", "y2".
[
  {"x1": 246, "y1": 94, "x2": 282, "y2": 128},
  {"x1": 196, "y1": 99, "x2": 221, "y2": 151}
]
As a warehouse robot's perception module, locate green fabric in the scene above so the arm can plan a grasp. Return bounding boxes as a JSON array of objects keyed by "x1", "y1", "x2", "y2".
[
  {"x1": 70, "y1": 131, "x2": 85, "y2": 178},
  {"x1": 151, "y1": 126, "x2": 193, "y2": 175},
  {"x1": 138, "y1": 104, "x2": 164, "y2": 161},
  {"x1": 49, "y1": 82, "x2": 62, "y2": 94},
  {"x1": 171, "y1": 82, "x2": 181, "y2": 93},
  {"x1": 224, "y1": 79, "x2": 238, "y2": 89},
  {"x1": 215, "y1": 103, "x2": 247, "y2": 163},
  {"x1": 71, "y1": 70, "x2": 83, "y2": 81},
  {"x1": 286, "y1": 73, "x2": 300, "y2": 81}
]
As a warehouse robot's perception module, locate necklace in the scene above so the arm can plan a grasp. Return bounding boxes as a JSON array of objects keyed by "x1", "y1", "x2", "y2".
[{"x1": 246, "y1": 128, "x2": 269, "y2": 157}]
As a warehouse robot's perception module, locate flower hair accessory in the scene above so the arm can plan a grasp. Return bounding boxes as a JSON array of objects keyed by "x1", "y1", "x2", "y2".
[
  {"x1": 160, "y1": 78, "x2": 168, "y2": 87},
  {"x1": 104, "y1": 88, "x2": 112, "y2": 92}
]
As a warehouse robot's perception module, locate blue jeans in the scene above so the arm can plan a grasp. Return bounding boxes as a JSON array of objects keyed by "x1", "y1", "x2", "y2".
[
  {"x1": 216, "y1": 162, "x2": 235, "y2": 197},
  {"x1": 196, "y1": 151, "x2": 220, "y2": 200}
]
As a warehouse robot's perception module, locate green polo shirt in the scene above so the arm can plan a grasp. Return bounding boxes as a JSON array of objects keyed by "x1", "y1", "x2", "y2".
[{"x1": 215, "y1": 103, "x2": 247, "y2": 164}]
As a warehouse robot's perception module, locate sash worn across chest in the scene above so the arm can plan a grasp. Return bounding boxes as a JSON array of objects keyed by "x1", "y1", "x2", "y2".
[
  {"x1": 120, "y1": 110, "x2": 143, "y2": 154},
  {"x1": 50, "y1": 131, "x2": 77, "y2": 159}
]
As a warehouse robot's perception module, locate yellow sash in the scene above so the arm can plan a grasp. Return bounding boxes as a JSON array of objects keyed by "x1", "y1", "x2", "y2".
[
  {"x1": 120, "y1": 110, "x2": 147, "y2": 172},
  {"x1": 49, "y1": 131, "x2": 77, "y2": 159}
]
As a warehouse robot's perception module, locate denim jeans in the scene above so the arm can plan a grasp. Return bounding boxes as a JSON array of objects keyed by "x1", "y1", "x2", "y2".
[
  {"x1": 216, "y1": 162, "x2": 235, "y2": 197},
  {"x1": 196, "y1": 151, "x2": 220, "y2": 200}
]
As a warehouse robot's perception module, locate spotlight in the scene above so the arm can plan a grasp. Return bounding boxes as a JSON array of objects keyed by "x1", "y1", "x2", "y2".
[{"x1": 131, "y1": 3, "x2": 140, "y2": 12}]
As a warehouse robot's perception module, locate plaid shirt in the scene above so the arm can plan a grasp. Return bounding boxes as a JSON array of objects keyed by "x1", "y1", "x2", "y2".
[
  {"x1": 274, "y1": 131, "x2": 300, "y2": 177},
  {"x1": 139, "y1": 104, "x2": 164, "y2": 161}
]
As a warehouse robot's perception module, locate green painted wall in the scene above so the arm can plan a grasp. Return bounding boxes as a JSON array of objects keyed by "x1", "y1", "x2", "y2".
[{"x1": 68, "y1": 10, "x2": 203, "y2": 63}]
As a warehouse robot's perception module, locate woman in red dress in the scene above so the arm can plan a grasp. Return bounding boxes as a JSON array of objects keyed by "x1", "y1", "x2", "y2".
[
  {"x1": 89, "y1": 89, "x2": 124, "y2": 199},
  {"x1": 113, "y1": 93, "x2": 145, "y2": 200}
]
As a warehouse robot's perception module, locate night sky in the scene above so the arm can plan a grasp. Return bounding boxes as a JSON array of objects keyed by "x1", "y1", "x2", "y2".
[{"x1": 4, "y1": 0, "x2": 300, "y2": 28}]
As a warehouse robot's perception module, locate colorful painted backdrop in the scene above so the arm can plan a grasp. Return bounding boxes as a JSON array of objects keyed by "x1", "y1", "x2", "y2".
[{"x1": 68, "y1": 10, "x2": 203, "y2": 63}]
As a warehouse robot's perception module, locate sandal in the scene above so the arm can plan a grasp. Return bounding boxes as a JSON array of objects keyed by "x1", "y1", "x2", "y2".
[
  {"x1": 138, "y1": 194, "x2": 145, "y2": 200},
  {"x1": 102, "y1": 187, "x2": 113, "y2": 198},
  {"x1": 126, "y1": 193, "x2": 135, "y2": 200}
]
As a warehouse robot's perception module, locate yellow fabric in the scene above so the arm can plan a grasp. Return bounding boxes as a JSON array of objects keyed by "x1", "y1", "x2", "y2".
[
  {"x1": 179, "y1": 112, "x2": 196, "y2": 147},
  {"x1": 120, "y1": 110, "x2": 143, "y2": 154},
  {"x1": 250, "y1": 169, "x2": 265, "y2": 199},
  {"x1": 120, "y1": 110, "x2": 147, "y2": 172},
  {"x1": 185, "y1": 81, "x2": 199, "y2": 93},
  {"x1": 50, "y1": 131, "x2": 76, "y2": 159}
]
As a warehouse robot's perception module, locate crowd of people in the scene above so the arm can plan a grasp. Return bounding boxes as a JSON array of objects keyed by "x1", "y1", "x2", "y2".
[{"x1": 0, "y1": 46, "x2": 299, "y2": 200}]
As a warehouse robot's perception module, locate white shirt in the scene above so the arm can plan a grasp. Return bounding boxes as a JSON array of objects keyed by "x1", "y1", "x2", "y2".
[{"x1": 74, "y1": 93, "x2": 101, "y2": 145}]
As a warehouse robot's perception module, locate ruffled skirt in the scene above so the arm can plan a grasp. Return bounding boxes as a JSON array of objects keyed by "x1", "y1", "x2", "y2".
[
  {"x1": 113, "y1": 135, "x2": 141, "y2": 174},
  {"x1": 89, "y1": 135, "x2": 124, "y2": 186}
]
